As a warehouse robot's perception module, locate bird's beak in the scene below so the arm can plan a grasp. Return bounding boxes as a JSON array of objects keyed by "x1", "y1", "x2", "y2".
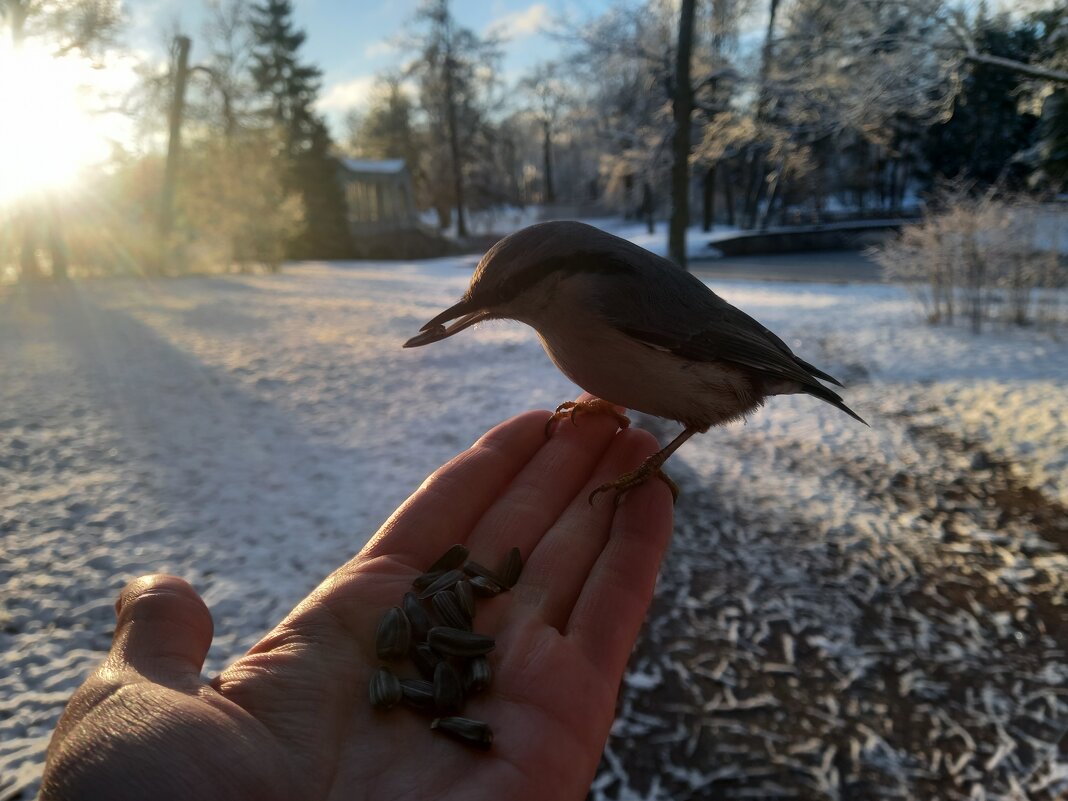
[{"x1": 403, "y1": 298, "x2": 491, "y2": 348}]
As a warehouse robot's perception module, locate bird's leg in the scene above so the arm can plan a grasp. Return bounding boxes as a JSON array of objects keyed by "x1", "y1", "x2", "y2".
[
  {"x1": 544, "y1": 398, "x2": 631, "y2": 439},
  {"x1": 589, "y1": 426, "x2": 701, "y2": 506}
]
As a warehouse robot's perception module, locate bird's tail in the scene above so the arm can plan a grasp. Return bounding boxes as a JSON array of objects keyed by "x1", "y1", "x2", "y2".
[{"x1": 804, "y1": 381, "x2": 868, "y2": 426}]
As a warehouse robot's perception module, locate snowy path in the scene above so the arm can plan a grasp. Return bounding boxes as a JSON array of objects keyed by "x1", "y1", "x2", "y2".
[{"x1": 1, "y1": 263, "x2": 1065, "y2": 800}]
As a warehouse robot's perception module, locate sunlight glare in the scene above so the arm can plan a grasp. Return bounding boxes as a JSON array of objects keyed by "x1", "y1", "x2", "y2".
[{"x1": 0, "y1": 41, "x2": 112, "y2": 207}]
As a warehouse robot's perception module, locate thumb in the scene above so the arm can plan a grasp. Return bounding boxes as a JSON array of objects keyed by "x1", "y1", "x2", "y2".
[{"x1": 108, "y1": 574, "x2": 214, "y2": 685}]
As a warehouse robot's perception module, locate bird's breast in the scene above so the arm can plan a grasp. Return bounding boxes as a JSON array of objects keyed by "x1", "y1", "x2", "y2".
[{"x1": 530, "y1": 316, "x2": 763, "y2": 428}]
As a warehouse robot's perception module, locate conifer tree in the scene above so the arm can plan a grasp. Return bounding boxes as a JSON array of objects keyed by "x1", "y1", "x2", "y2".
[{"x1": 249, "y1": 0, "x2": 351, "y2": 257}]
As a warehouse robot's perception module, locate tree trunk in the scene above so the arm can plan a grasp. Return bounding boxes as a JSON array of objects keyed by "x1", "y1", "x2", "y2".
[
  {"x1": 157, "y1": 34, "x2": 192, "y2": 275},
  {"x1": 436, "y1": 203, "x2": 451, "y2": 230},
  {"x1": 668, "y1": 0, "x2": 697, "y2": 269},
  {"x1": 722, "y1": 161, "x2": 736, "y2": 226},
  {"x1": 19, "y1": 215, "x2": 42, "y2": 282},
  {"x1": 47, "y1": 202, "x2": 69, "y2": 280},
  {"x1": 702, "y1": 164, "x2": 716, "y2": 231},
  {"x1": 742, "y1": 149, "x2": 765, "y2": 229},
  {"x1": 442, "y1": 16, "x2": 467, "y2": 240},
  {"x1": 542, "y1": 119, "x2": 555, "y2": 204},
  {"x1": 642, "y1": 182, "x2": 655, "y2": 234},
  {"x1": 759, "y1": 160, "x2": 785, "y2": 231},
  {"x1": 10, "y1": 1, "x2": 27, "y2": 46}
]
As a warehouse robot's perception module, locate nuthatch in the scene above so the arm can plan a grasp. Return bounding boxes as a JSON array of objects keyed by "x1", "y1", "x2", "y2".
[{"x1": 404, "y1": 221, "x2": 866, "y2": 502}]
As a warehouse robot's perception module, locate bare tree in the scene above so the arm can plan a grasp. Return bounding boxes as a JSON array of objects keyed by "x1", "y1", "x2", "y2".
[
  {"x1": 667, "y1": 0, "x2": 697, "y2": 267},
  {"x1": 406, "y1": 0, "x2": 500, "y2": 237},
  {"x1": 518, "y1": 62, "x2": 574, "y2": 205},
  {"x1": 197, "y1": 0, "x2": 258, "y2": 138},
  {"x1": 1, "y1": 0, "x2": 120, "y2": 52}
]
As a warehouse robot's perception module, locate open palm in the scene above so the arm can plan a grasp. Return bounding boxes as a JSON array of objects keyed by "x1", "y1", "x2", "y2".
[{"x1": 41, "y1": 401, "x2": 674, "y2": 801}]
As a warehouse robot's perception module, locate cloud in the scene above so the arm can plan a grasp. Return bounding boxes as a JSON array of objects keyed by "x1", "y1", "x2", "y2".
[
  {"x1": 364, "y1": 39, "x2": 399, "y2": 60},
  {"x1": 317, "y1": 75, "x2": 377, "y2": 112},
  {"x1": 486, "y1": 3, "x2": 550, "y2": 40}
]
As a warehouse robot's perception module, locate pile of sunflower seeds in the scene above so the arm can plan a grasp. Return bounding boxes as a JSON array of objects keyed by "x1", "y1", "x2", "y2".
[{"x1": 369, "y1": 543, "x2": 523, "y2": 749}]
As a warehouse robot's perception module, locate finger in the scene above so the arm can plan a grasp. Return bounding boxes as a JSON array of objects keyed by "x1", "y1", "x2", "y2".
[
  {"x1": 107, "y1": 574, "x2": 214, "y2": 686},
  {"x1": 518, "y1": 427, "x2": 665, "y2": 630},
  {"x1": 358, "y1": 409, "x2": 550, "y2": 568},
  {"x1": 463, "y1": 392, "x2": 625, "y2": 566},
  {"x1": 564, "y1": 460, "x2": 674, "y2": 674}
]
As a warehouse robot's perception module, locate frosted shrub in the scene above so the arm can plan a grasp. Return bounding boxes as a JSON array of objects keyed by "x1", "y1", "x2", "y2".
[{"x1": 874, "y1": 192, "x2": 1067, "y2": 332}]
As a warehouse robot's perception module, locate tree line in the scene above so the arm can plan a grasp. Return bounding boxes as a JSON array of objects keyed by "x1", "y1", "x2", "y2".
[
  {"x1": 350, "y1": 0, "x2": 1068, "y2": 268},
  {"x1": 2, "y1": 0, "x2": 1066, "y2": 277}
]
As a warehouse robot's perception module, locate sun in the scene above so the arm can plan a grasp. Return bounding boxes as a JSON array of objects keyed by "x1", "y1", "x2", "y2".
[{"x1": 0, "y1": 41, "x2": 113, "y2": 207}]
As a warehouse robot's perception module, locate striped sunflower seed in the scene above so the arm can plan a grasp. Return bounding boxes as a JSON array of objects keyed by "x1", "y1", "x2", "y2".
[
  {"x1": 462, "y1": 560, "x2": 506, "y2": 585},
  {"x1": 428, "y1": 626, "x2": 495, "y2": 657},
  {"x1": 428, "y1": 544, "x2": 470, "y2": 573},
  {"x1": 411, "y1": 569, "x2": 444, "y2": 591},
  {"x1": 468, "y1": 575, "x2": 504, "y2": 597},
  {"x1": 433, "y1": 661, "x2": 464, "y2": 714},
  {"x1": 463, "y1": 655, "x2": 492, "y2": 694},
  {"x1": 410, "y1": 642, "x2": 444, "y2": 680},
  {"x1": 432, "y1": 589, "x2": 471, "y2": 630},
  {"x1": 499, "y1": 547, "x2": 523, "y2": 589},
  {"x1": 417, "y1": 568, "x2": 465, "y2": 600},
  {"x1": 431, "y1": 716, "x2": 494, "y2": 750},
  {"x1": 369, "y1": 667, "x2": 402, "y2": 710},
  {"x1": 400, "y1": 678, "x2": 435, "y2": 711},
  {"x1": 375, "y1": 606, "x2": 410, "y2": 660},
  {"x1": 455, "y1": 579, "x2": 476, "y2": 619},
  {"x1": 402, "y1": 591, "x2": 432, "y2": 643}
]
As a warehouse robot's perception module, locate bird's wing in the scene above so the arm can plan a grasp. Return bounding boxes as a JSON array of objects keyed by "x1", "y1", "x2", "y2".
[
  {"x1": 619, "y1": 313, "x2": 829, "y2": 390},
  {"x1": 594, "y1": 266, "x2": 841, "y2": 392}
]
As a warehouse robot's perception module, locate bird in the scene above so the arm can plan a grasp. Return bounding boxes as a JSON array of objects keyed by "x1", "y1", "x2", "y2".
[{"x1": 403, "y1": 220, "x2": 866, "y2": 503}]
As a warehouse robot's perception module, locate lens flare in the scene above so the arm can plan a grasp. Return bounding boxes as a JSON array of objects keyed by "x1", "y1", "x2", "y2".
[{"x1": 0, "y1": 41, "x2": 112, "y2": 206}]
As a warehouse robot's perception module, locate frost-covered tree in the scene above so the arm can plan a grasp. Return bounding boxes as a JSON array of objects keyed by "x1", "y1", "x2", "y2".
[
  {"x1": 518, "y1": 62, "x2": 572, "y2": 205},
  {"x1": 0, "y1": 0, "x2": 120, "y2": 52},
  {"x1": 406, "y1": 0, "x2": 501, "y2": 235}
]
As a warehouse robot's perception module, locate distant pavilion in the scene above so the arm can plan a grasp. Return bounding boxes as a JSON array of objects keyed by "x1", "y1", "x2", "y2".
[{"x1": 339, "y1": 158, "x2": 419, "y2": 235}]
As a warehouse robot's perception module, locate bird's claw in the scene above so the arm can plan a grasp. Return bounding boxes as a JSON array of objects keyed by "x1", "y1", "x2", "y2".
[
  {"x1": 588, "y1": 462, "x2": 680, "y2": 507},
  {"x1": 544, "y1": 399, "x2": 631, "y2": 439}
]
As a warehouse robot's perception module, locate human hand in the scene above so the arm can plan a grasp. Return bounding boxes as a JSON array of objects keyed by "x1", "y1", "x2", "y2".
[{"x1": 40, "y1": 400, "x2": 674, "y2": 801}]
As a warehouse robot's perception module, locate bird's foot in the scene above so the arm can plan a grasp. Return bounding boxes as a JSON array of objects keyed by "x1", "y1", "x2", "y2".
[
  {"x1": 544, "y1": 399, "x2": 631, "y2": 439},
  {"x1": 589, "y1": 457, "x2": 680, "y2": 507}
]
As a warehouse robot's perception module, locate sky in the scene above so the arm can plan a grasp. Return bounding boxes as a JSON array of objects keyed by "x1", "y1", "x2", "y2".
[{"x1": 127, "y1": 0, "x2": 618, "y2": 134}]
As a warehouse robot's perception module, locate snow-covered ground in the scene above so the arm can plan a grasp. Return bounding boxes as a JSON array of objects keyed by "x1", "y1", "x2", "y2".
[{"x1": 1, "y1": 255, "x2": 1066, "y2": 800}]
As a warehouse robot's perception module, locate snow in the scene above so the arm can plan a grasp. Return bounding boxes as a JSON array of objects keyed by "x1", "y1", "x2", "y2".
[{"x1": 1, "y1": 255, "x2": 1066, "y2": 800}]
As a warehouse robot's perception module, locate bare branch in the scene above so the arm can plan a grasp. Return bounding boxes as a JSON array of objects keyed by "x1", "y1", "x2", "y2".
[{"x1": 963, "y1": 52, "x2": 1068, "y2": 85}]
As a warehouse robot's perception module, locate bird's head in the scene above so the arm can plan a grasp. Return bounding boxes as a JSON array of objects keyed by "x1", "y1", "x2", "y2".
[{"x1": 403, "y1": 220, "x2": 632, "y2": 348}]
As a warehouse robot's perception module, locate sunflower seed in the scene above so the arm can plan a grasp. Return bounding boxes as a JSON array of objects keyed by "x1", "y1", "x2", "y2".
[
  {"x1": 375, "y1": 606, "x2": 410, "y2": 660},
  {"x1": 428, "y1": 544, "x2": 470, "y2": 573},
  {"x1": 369, "y1": 667, "x2": 402, "y2": 710},
  {"x1": 431, "y1": 716, "x2": 494, "y2": 750},
  {"x1": 417, "y1": 568, "x2": 465, "y2": 600},
  {"x1": 455, "y1": 579, "x2": 476, "y2": 618},
  {"x1": 410, "y1": 642, "x2": 444, "y2": 680},
  {"x1": 499, "y1": 547, "x2": 522, "y2": 589},
  {"x1": 402, "y1": 592, "x2": 432, "y2": 642},
  {"x1": 462, "y1": 560, "x2": 506, "y2": 585},
  {"x1": 433, "y1": 661, "x2": 464, "y2": 714},
  {"x1": 464, "y1": 655, "x2": 493, "y2": 694},
  {"x1": 432, "y1": 589, "x2": 471, "y2": 630},
  {"x1": 468, "y1": 575, "x2": 504, "y2": 597},
  {"x1": 400, "y1": 678, "x2": 435, "y2": 711},
  {"x1": 428, "y1": 626, "x2": 495, "y2": 657},
  {"x1": 411, "y1": 569, "x2": 444, "y2": 591}
]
